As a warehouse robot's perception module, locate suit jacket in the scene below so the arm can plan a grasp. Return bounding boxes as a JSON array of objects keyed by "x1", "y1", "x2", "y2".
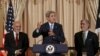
[
  {"x1": 33, "y1": 22, "x2": 65, "y2": 44},
  {"x1": 74, "y1": 31, "x2": 99, "y2": 56},
  {"x1": 32, "y1": 22, "x2": 65, "y2": 56},
  {"x1": 4, "y1": 31, "x2": 29, "y2": 56}
]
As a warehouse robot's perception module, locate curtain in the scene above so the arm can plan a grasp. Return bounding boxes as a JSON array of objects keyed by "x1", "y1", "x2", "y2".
[
  {"x1": 26, "y1": 0, "x2": 99, "y2": 55},
  {"x1": 2, "y1": 0, "x2": 99, "y2": 56},
  {"x1": 26, "y1": 0, "x2": 99, "y2": 47},
  {"x1": 3, "y1": 0, "x2": 99, "y2": 47}
]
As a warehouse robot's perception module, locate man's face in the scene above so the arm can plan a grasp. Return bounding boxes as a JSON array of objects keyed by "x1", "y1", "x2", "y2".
[
  {"x1": 80, "y1": 20, "x2": 89, "y2": 31},
  {"x1": 48, "y1": 13, "x2": 56, "y2": 23},
  {"x1": 13, "y1": 23, "x2": 21, "y2": 33}
]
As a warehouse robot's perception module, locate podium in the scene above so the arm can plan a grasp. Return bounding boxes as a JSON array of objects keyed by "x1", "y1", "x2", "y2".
[{"x1": 32, "y1": 44, "x2": 68, "y2": 54}]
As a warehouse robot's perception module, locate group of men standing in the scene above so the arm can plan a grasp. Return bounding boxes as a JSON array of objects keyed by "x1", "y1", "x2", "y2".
[{"x1": 4, "y1": 11, "x2": 99, "y2": 56}]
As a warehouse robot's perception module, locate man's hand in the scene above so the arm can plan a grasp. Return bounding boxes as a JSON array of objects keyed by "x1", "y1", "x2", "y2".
[
  {"x1": 48, "y1": 30, "x2": 55, "y2": 36},
  {"x1": 15, "y1": 49, "x2": 22, "y2": 55},
  {"x1": 37, "y1": 22, "x2": 42, "y2": 29}
]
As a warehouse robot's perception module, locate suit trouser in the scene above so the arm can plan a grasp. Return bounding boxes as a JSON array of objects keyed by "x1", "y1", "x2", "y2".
[{"x1": 77, "y1": 52, "x2": 95, "y2": 56}]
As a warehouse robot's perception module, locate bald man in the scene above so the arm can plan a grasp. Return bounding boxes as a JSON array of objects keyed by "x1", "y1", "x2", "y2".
[{"x1": 4, "y1": 21, "x2": 29, "y2": 56}]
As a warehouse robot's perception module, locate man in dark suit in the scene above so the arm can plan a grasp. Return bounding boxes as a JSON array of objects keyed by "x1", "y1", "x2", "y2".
[
  {"x1": 4, "y1": 21, "x2": 29, "y2": 56},
  {"x1": 74, "y1": 19, "x2": 99, "y2": 56},
  {"x1": 32, "y1": 11, "x2": 65, "y2": 56}
]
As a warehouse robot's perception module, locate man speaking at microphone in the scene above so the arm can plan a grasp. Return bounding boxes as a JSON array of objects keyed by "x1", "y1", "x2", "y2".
[{"x1": 32, "y1": 11, "x2": 65, "y2": 56}]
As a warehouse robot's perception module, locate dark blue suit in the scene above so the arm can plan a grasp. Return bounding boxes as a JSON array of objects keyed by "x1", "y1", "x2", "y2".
[
  {"x1": 74, "y1": 31, "x2": 99, "y2": 56},
  {"x1": 32, "y1": 22, "x2": 65, "y2": 56}
]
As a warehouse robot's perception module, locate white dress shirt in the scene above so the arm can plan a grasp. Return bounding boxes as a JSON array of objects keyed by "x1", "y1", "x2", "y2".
[
  {"x1": 83, "y1": 30, "x2": 88, "y2": 44},
  {"x1": 49, "y1": 22, "x2": 54, "y2": 30},
  {"x1": 36, "y1": 22, "x2": 54, "y2": 33},
  {"x1": 13, "y1": 31, "x2": 19, "y2": 40}
]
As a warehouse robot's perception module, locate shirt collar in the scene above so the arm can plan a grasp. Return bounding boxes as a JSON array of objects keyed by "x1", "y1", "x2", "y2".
[
  {"x1": 49, "y1": 22, "x2": 54, "y2": 26},
  {"x1": 13, "y1": 31, "x2": 19, "y2": 39},
  {"x1": 84, "y1": 30, "x2": 89, "y2": 34}
]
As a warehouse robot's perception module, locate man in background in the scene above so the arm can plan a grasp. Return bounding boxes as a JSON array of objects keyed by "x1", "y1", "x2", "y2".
[
  {"x1": 32, "y1": 11, "x2": 65, "y2": 56},
  {"x1": 74, "y1": 19, "x2": 99, "y2": 56},
  {"x1": 4, "y1": 21, "x2": 29, "y2": 56}
]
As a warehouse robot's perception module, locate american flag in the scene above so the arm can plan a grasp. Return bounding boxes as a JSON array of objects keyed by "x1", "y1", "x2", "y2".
[
  {"x1": 2, "y1": 0, "x2": 14, "y2": 47},
  {"x1": 0, "y1": 0, "x2": 14, "y2": 55},
  {"x1": 5, "y1": 0, "x2": 14, "y2": 32}
]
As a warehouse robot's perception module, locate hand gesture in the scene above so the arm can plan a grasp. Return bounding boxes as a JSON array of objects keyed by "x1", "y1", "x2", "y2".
[{"x1": 37, "y1": 22, "x2": 42, "y2": 29}]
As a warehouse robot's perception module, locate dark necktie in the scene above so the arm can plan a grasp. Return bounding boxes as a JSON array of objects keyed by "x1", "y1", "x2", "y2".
[
  {"x1": 16, "y1": 33, "x2": 19, "y2": 46},
  {"x1": 82, "y1": 32, "x2": 86, "y2": 45}
]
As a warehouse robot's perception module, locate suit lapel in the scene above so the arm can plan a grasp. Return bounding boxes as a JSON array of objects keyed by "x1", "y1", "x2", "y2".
[
  {"x1": 16, "y1": 32, "x2": 22, "y2": 48},
  {"x1": 53, "y1": 23, "x2": 57, "y2": 31},
  {"x1": 46, "y1": 22, "x2": 50, "y2": 31},
  {"x1": 18, "y1": 32, "x2": 22, "y2": 45},
  {"x1": 80, "y1": 31, "x2": 84, "y2": 46},
  {"x1": 11, "y1": 32, "x2": 16, "y2": 47},
  {"x1": 12, "y1": 32, "x2": 15, "y2": 41}
]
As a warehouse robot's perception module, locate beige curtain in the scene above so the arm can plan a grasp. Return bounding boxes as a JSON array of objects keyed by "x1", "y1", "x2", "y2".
[
  {"x1": 3, "y1": 0, "x2": 26, "y2": 29},
  {"x1": 2, "y1": 0, "x2": 100, "y2": 56},
  {"x1": 26, "y1": 0, "x2": 99, "y2": 47},
  {"x1": 3, "y1": 0, "x2": 99, "y2": 47}
]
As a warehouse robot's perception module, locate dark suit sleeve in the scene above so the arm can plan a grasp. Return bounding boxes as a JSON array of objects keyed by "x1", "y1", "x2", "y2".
[
  {"x1": 53, "y1": 25, "x2": 65, "y2": 43},
  {"x1": 74, "y1": 33, "x2": 78, "y2": 51},
  {"x1": 32, "y1": 24, "x2": 48, "y2": 38},
  {"x1": 93, "y1": 33, "x2": 99, "y2": 55},
  {"x1": 32, "y1": 29, "x2": 41, "y2": 37},
  {"x1": 21, "y1": 34, "x2": 29, "y2": 53},
  {"x1": 4, "y1": 34, "x2": 15, "y2": 55}
]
